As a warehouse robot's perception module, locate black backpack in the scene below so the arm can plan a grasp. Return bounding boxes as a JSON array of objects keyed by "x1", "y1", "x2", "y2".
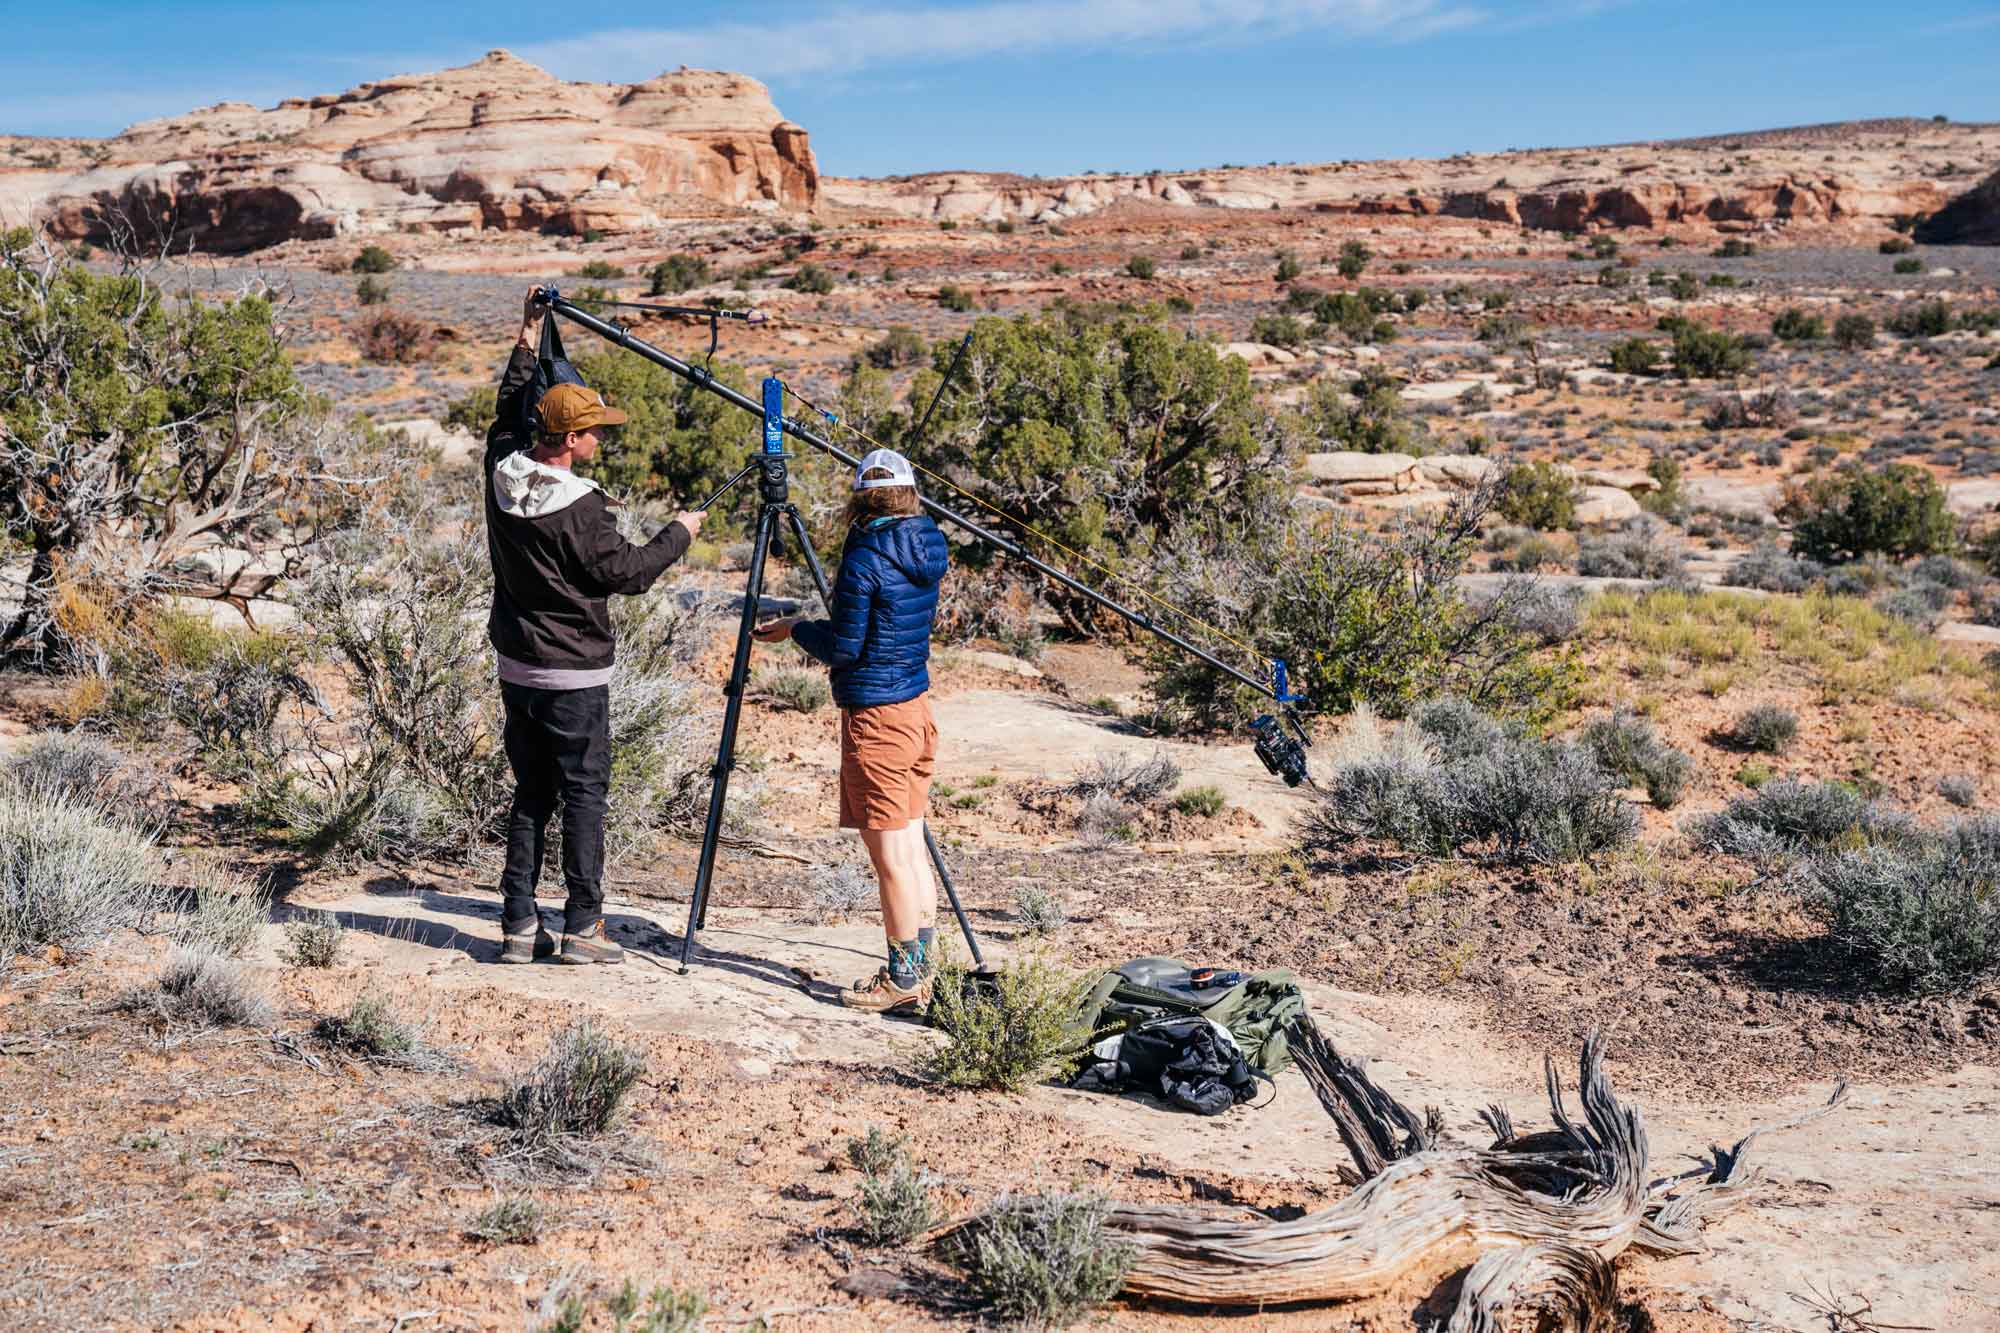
[
  {"x1": 1072, "y1": 1014, "x2": 1271, "y2": 1116},
  {"x1": 518, "y1": 314, "x2": 587, "y2": 436}
]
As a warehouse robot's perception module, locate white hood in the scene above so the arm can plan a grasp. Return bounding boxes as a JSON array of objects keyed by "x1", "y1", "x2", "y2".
[{"x1": 493, "y1": 452, "x2": 603, "y2": 518}]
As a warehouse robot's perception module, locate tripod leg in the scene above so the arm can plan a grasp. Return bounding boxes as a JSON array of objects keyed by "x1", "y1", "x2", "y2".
[
  {"x1": 680, "y1": 504, "x2": 779, "y2": 971},
  {"x1": 921, "y1": 820, "x2": 984, "y2": 967},
  {"x1": 780, "y1": 508, "x2": 984, "y2": 966}
]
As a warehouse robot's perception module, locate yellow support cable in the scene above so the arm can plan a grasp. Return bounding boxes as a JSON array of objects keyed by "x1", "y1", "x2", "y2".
[{"x1": 779, "y1": 381, "x2": 1268, "y2": 672}]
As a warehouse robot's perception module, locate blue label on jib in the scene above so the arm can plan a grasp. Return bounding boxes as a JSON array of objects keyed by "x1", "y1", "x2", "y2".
[{"x1": 762, "y1": 377, "x2": 784, "y2": 455}]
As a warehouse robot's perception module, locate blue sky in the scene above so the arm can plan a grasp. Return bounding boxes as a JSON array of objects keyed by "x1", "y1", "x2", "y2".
[{"x1": 1, "y1": 2, "x2": 1995, "y2": 177}]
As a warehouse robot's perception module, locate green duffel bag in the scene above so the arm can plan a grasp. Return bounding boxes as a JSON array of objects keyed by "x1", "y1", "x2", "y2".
[{"x1": 1074, "y1": 957, "x2": 1307, "y2": 1075}]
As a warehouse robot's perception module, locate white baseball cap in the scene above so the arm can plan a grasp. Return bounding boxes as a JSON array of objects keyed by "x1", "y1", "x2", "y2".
[{"x1": 853, "y1": 448, "x2": 917, "y2": 490}]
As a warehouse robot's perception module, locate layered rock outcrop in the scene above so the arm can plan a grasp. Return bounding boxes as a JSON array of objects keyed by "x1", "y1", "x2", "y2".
[
  {"x1": 1915, "y1": 165, "x2": 2000, "y2": 245},
  {"x1": 0, "y1": 51, "x2": 817, "y2": 252}
]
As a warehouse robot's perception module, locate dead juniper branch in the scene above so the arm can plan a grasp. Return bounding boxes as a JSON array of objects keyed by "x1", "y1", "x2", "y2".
[{"x1": 981, "y1": 1016, "x2": 1844, "y2": 1322}]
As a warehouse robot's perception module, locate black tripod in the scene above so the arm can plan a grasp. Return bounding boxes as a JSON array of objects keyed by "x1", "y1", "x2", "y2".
[{"x1": 677, "y1": 377, "x2": 985, "y2": 973}]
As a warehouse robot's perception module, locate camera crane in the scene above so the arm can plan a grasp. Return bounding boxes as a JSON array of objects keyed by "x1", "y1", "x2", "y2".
[{"x1": 530, "y1": 287, "x2": 1312, "y2": 972}]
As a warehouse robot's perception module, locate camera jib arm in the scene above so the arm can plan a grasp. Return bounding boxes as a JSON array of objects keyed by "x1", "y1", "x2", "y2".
[{"x1": 531, "y1": 287, "x2": 1313, "y2": 967}]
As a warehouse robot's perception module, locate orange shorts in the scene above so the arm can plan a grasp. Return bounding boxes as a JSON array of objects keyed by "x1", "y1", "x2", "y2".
[{"x1": 838, "y1": 695, "x2": 938, "y2": 831}]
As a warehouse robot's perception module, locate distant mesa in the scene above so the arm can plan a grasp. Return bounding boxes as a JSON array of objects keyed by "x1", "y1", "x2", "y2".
[{"x1": 0, "y1": 50, "x2": 819, "y2": 253}]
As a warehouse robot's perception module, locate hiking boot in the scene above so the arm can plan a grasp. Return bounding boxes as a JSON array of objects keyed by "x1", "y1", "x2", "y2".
[
  {"x1": 839, "y1": 968, "x2": 931, "y2": 1014},
  {"x1": 559, "y1": 919, "x2": 625, "y2": 966},
  {"x1": 500, "y1": 921, "x2": 557, "y2": 964}
]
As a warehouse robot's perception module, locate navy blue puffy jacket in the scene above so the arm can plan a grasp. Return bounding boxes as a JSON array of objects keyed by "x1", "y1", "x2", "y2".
[{"x1": 793, "y1": 515, "x2": 949, "y2": 708}]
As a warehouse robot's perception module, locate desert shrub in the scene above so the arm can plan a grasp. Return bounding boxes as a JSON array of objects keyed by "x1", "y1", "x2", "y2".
[
  {"x1": 920, "y1": 953, "x2": 1090, "y2": 1092},
  {"x1": 466, "y1": 1195, "x2": 543, "y2": 1245},
  {"x1": 443, "y1": 385, "x2": 497, "y2": 434},
  {"x1": 1893, "y1": 257, "x2": 1924, "y2": 275},
  {"x1": 1911, "y1": 554, "x2": 1980, "y2": 590},
  {"x1": 1779, "y1": 464, "x2": 1956, "y2": 564},
  {"x1": 1880, "y1": 237, "x2": 1915, "y2": 255},
  {"x1": 1303, "y1": 369, "x2": 1423, "y2": 454},
  {"x1": 1770, "y1": 308, "x2": 1825, "y2": 342},
  {"x1": 1172, "y1": 785, "x2": 1227, "y2": 818},
  {"x1": 937, "y1": 283, "x2": 975, "y2": 311},
  {"x1": 1795, "y1": 818, "x2": 2000, "y2": 994},
  {"x1": 1068, "y1": 750, "x2": 1181, "y2": 804},
  {"x1": 1725, "y1": 542, "x2": 1826, "y2": 593},
  {"x1": 313, "y1": 990, "x2": 449, "y2": 1070},
  {"x1": 352, "y1": 309, "x2": 439, "y2": 363},
  {"x1": 1887, "y1": 299, "x2": 1951, "y2": 339},
  {"x1": 1497, "y1": 581, "x2": 1586, "y2": 645},
  {"x1": 1014, "y1": 883, "x2": 1068, "y2": 934},
  {"x1": 1713, "y1": 238, "x2": 1757, "y2": 258},
  {"x1": 1250, "y1": 313, "x2": 1307, "y2": 347},
  {"x1": 171, "y1": 863, "x2": 268, "y2": 957},
  {"x1": 862, "y1": 324, "x2": 925, "y2": 368},
  {"x1": 122, "y1": 947, "x2": 271, "y2": 1028},
  {"x1": 1497, "y1": 461, "x2": 1579, "y2": 531},
  {"x1": 783, "y1": 263, "x2": 835, "y2": 294},
  {"x1": 1580, "y1": 707, "x2": 1696, "y2": 810},
  {"x1": 1304, "y1": 706, "x2": 1635, "y2": 862},
  {"x1": 498, "y1": 1021, "x2": 646, "y2": 1154},
  {"x1": 1139, "y1": 485, "x2": 1572, "y2": 729},
  {"x1": 598, "y1": 1282, "x2": 706, "y2": 1332},
  {"x1": 355, "y1": 275, "x2": 390, "y2": 306},
  {"x1": 282, "y1": 912, "x2": 344, "y2": 968},
  {"x1": 801, "y1": 863, "x2": 874, "y2": 924},
  {"x1": 2, "y1": 731, "x2": 128, "y2": 804},
  {"x1": 1874, "y1": 586, "x2": 1946, "y2": 631},
  {"x1": 757, "y1": 668, "x2": 829, "y2": 713},
  {"x1": 1608, "y1": 337, "x2": 1661, "y2": 375},
  {"x1": 1576, "y1": 514, "x2": 1686, "y2": 581},
  {"x1": 846, "y1": 1127, "x2": 940, "y2": 1245},
  {"x1": 1124, "y1": 255, "x2": 1157, "y2": 280},
  {"x1": 1334, "y1": 240, "x2": 1372, "y2": 279},
  {"x1": 1688, "y1": 778, "x2": 1911, "y2": 864},
  {"x1": 1074, "y1": 791, "x2": 1138, "y2": 845},
  {"x1": 1412, "y1": 695, "x2": 1506, "y2": 761},
  {"x1": 573, "y1": 259, "x2": 625, "y2": 280},
  {"x1": 0, "y1": 783, "x2": 154, "y2": 958},
  {"x1": 1671, "y1": 322, "x2": 1752, "y2": 379},
  {"x1": 1939, "y1": 775, "x2": 1978, "y2": 808},
  {"x1": 1832, "y1": 314, "x2": 1876, "y2": 350},
  {"x1": 351, "y1": 245, "x2": 397, "y2": 274},
  {"x1": 1730, "y1": 704, "x2": 1799, "y2": 753},
  {"x1": 648, "y1": 254, "x2": 712, "y2": 295},
  {"x1": 949, "y1": 1191, "x2": 1134, "y2": 1327}
]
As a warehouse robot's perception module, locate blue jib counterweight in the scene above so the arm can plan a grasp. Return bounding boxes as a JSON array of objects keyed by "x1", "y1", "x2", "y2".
[{"x1": 762, "y1": 376, "x2": 784, "y2": 455}]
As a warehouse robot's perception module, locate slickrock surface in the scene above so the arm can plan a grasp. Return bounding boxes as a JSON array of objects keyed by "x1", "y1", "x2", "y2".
[{"x1": 0, "y1": 51, "x2": 817, "y2": 251}]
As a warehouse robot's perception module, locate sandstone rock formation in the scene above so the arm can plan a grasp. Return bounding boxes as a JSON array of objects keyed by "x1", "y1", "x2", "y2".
[
  {"x1": 1915, "y1": 164, "x2": 2000, "y2": 245},
  {"x1": 0, "y1": 51, "x2": 817, "y2": 252},
  {"x1": 826, "y1": 118, "x2": 1997, "y2": 235}
]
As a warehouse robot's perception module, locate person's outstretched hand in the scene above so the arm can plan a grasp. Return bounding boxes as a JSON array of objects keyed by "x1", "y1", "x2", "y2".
[
  {"x1": 675, "y1": 510, "x2": 707, "y2": 539},
  {"x1": 752, "y1": 616, "x2": 799, "y2": 643},
  {"x1": 518, "y1": 286, "x2": 546, "y2": 347}
]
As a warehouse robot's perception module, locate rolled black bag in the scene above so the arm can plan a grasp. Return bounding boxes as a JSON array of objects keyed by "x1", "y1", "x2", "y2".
[{"x1": 518, "y1": 313, "x2": 587, "y2": 435}]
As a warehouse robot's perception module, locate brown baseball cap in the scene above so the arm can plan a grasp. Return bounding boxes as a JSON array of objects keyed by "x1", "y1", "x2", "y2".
[{"x1": 536, "y1": 383, "x2": 628, "y2": 435}]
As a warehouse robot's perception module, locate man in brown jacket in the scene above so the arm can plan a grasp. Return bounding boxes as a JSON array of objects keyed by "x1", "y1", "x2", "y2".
[{"x1": 485, "y1": 289, "x2": 705, "y2": 965}]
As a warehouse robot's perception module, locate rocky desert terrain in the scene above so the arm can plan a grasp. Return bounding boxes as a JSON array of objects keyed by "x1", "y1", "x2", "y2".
[{"x1": 3, "y1": 50, "x2": 2000, "y2": 1333}]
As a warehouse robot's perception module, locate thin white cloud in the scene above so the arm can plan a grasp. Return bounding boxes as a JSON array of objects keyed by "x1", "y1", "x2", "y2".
[{"x1": 517, "y1": 0, "x2": 1492, "y2": 84}]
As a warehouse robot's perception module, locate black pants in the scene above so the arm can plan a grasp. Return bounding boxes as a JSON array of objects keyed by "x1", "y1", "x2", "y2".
[{"x1": 498, "y1": 681, "x2": 611, "y2": 935}]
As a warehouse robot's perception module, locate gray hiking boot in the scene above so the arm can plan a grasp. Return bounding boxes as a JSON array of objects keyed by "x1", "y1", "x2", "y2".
[
  {"x1": 500, "y1": 920, "x2": 557, "y2": 964},
  {"x1": 559, "y1": 919, "x2": 625, "y2": 966}
]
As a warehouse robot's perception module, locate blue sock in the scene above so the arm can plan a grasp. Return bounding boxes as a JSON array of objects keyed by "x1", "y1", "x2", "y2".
[{"x1": 887, "y1": 939, "x2": 921, "y2": 988}]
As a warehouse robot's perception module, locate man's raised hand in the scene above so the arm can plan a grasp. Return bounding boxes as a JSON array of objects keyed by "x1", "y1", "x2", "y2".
[{"x1": 675, "y1": 511, "x2": 708, "y2": 539}]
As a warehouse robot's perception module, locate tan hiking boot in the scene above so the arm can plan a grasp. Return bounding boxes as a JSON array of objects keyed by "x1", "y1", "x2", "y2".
[
  {"x1": 559, "y1": 919, "x2": 625, "y2": 966},
  {"x1": 500, "y1": 921, "x2": 557, "y2": 964},
  {"x1": 839, "y1": 968, "x2": 931, "y2": 1014}
]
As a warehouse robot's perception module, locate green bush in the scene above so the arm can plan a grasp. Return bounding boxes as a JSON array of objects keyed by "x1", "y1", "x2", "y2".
[
  {"x1": 1250, "y1": 313, "x2": 1307, "y2": 347},
  {"x1": 783, "y1": 263, "x2": 835, "y2": 294},
  {"x1": 1771, "y1": 308, "x2": 1825, "y2": 342},
  {"x1": 757, "y1": 668, "x2": 829, "y2": 713},
  {"x1": 1689, "y1": 778, "x2": 1910, "y2": 865},
  {"x1": 1796, "y1": 816, "x2": 2000, "y2": 995},
  {"x1": 1497, "y1": 461, "x2": 1579, "y2": 530},
  {"x1": 949, "y1": 1192, "x2": 1134, "y2": 1328},
  {"x1": 937, "y1": 283, "x2": 975, "y2": 312},
  {"x1": 1779, "y1": 463, "x2": 1956, "y2": 563},
  {"x1": 1670, "y1": 322, "x2": 1752, "y2": 378},
  {"x1": 1607, "y1": 337, "x2": 1661, "y2": 374},
  {"x1": 1303, "y1": 370, "x2": 1422, "y2": 454},
  {"x1": 1713, "y1": 238, "x2": 1757, "y2": 258},
  {"x1": 648, "y1": 254, "x2": 713, "y2": 295},
  {"x1": 1880, "y1": 237, "x2": 1915, "y2": 255},
  {"x1": 1730, "y1": 704, "x2": 1799, "y2": 754},
  {"x1": 499, "y1": 1021, "x2": 645, "y2": 1151},
  {"x1": 444, "y1": 385, "x2": 498, "y2": 434},
  {"x1": 1831, "y1": 313, "x2": 1876, "y2": 350},
  {"x1": 1668, "y1": 271, "x2": 1700, "y2": 301},
  {"x1": 1887, "y1": 299, "x2": 1951, "y2": 338},
  {"x1": 355, "y1": 275, "x2": 390, "y2": 306},
  {"x1": 920, "y1": 953, "x2": 1090, "y2": 1092},
  {"x1": 1580, "y1": 706, "x2": 1696, "y2": 809},
  {"x1": 1274, "y1": 250, "x2": 1302, "y2": 283},
  {"x1": 1893, "y1": 257, "x2": 1924, "y2": 275},
  {"x1": 573, "y1": 259, "x2": 625, "y2": 280},
  {"x1": 862, "y1": 324, "x2": 925, "y2": 368},
  {"x1": 1336, "y1": 239, "x2": 1371, "y2": 279},
  {"x1": 466, "y1": 1195, "x2": 542, "y2": 1245},
  {"x1": 1172, "y1": 785, "x2": 1227, "y2": 817},
  {"x1": 567, "y1": 346, "x2": 753, "y2": 506},
  {"x1": 846, "y1": 1127, "x2": 940, "y2": 1245},
  {"x1": 313, "y1": 990, "x2": 450, "y2": 1070},
  {"x1": 351, "y1": 245, "x2": 397, "y2": 274},
  {"x1": 1124, "y1": 255, "x2": 1157, "y2": 280}
]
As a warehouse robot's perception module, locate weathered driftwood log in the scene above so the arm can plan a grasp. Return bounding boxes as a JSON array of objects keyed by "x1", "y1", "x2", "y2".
[{"x1": 1100, "y1": 1017, "x2": 1844, "y2": 1318}]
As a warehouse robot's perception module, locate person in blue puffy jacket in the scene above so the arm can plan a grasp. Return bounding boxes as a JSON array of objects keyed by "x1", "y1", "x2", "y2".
[{"x1": 754, "y1": 449, "x2": 950, "y2": 1013}]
